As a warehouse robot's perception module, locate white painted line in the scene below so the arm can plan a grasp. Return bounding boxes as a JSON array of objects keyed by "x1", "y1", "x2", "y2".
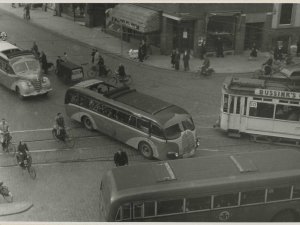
[
  {"x1": 198, "y1": 148, "x2": 220, "y2": 152},
  {"x1": 10, "y1": 128, "x2": 53, "y2": 134},
  {"x1": 0, "y1": 147, "x2": 90, "y2": 155}
]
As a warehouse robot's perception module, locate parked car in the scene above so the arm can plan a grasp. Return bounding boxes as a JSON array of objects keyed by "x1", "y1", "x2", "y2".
[
  {"x1": 55, "y1": 60, "x2": 84, "y2": 84},
  {"x1": 0, "y1": 41, "x2": 52, "y2": 99}
]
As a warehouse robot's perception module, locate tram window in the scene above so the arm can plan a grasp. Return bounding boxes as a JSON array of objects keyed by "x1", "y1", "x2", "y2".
[
  {"x1": 229, "y1": 97, "x2": 235, "y2": 113},
  {"x1": 263, "y1": 98, "x2": 272, "y2": 102},
  {"x1": 185, "y1": 196, "x2": 211, "y2": 211},
  {"x1": 240, "y1": 189, "x2": 265, "y2": 205},
  {"x1": 236, "y1": 97, "x2": 241, "y2": 114},
  {"x1": 292, "y1": 185, "x2": 300, "y2": 199},
  {"x1": 144, "y1": 201, "x2": 155, "y2": 217},
  {"x1": 249, "y1": 102, "x2": 274, "y2": 119},
  {"x1": 223, "y1": 94, "x2": 229, "y2": 112},
  {"x1": 157, "y1": 199, "x2": 183, "y2": 215},
  {"x1": 290, "y1": 101, "x2": 299, "y2": 105},
  {"x1": 243, "y1": 97, "x2": 248, "y2": 115},
  {"x1": 275, "y1": 105, "x2": 300, "y2": 121},
  {"x1": 267, "y1": 186, "x2": 291, "y2": 202},
  {"x1": 213, "y1": 193, "x2": 239, "y2": 208}
]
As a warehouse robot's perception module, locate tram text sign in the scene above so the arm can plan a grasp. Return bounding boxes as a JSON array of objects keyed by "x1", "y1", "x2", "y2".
[{"x1": 254, "y1": 89, "x2": 300, "y2": 99}]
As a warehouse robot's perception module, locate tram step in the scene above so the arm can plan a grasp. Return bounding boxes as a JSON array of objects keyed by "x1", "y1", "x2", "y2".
[
  {"x1": 228, "y1": 132, "x2": 241, "y2": 138},
  {"x1": 250, "y1": 135, "x2": 300, "y2": 147}
]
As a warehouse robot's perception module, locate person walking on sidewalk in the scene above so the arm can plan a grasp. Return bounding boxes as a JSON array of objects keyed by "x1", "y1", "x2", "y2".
[
  {"x1": 40, "y1": 51, "x2": 48, "y2": 75},
  {"x1": 114, "y1": 149, "x2": 128, "y2": 167},
  {"x1": 249, "y1": 43, "x2": 258, "y2": 59},
  {"x1": 141, "y1": 39, "x2": 147, "y2": 60},
  {"x1": 171, "y1": 49, "x2": 176, "y2": 68},
  {"x1": 199, "y1": 39, "x2": 206, "y2": 60},
  {"x1": 215, "y1": 36, "x2": 224, "y2": 57},
  {"x1": 138, "y1": 42, "x2": 144, "y2": 62},
  {"x1": 174, "y1": 49, "x2": 180, "y2": 71},
  {"x1": 183, "y1": 50, "x2": 190, "y2": 71},
  {"x1": 91, "y1": 49, "x2": 96, "y2": 64},
  {"x1": 24, "y1": 4, "x2": 30, "y2": 20}
]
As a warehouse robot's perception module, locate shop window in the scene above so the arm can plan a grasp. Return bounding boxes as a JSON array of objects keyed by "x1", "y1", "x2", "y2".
[
  {"x1": 223, "y1": 94, "x2": 229, "y2": 113},
  {"x1": 292, "y1": 185, "x2": 300, "y2": 199},
  {"x1": 144, "y1": 201, "x2": 155, "y2": 217},
  {"x1": 249, "y1": 102, "x2": 274, "y2": 119},
  {"x1": 240, "y1": 189, "x2": 265, "y2": 205},
  {"x1": 213, "y1": 193, "x2": 239, "y2": 208},
  {"x1": 185, "y1": 196, "x2": 211, "y2": 211},
  {"x1": 279, "y1": 4, "x2": 293, "y2": 25},
  {"x1": 275, "y1": 105, "x2": 300, "y2": 121},
  {"x1": 267, "y1": 186, "x2": 291, "y2": 202},
  {"x1": 157, "y1": 199, "x2": 184, "y2": 215}
]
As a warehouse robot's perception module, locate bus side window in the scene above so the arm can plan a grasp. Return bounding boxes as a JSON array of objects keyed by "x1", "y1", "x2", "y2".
[
  {"x1": 185, "y1": 196, "x2": 211, "y2": 211},
  {"x1": 128, "y1": 115, "x2": 137, "y2": 127},
  {"x1": 133, "y1": 202, "x2": 143, "y2": 219},
  {"x1": 137, "y1": 118, "x2": 150, "y2": 133},
  {"x1": 213, "y1": 193, "x2": 239, "y2": 208},
  {"x1": 151, "y1": 123, "x2": 164, "y2": 138},
  {"x1": 240, "y1": 189, "x2": 265, "y2": 205},
  {"x1": 144, "y1": 201, "x2": 155, "y2": 217},
  {"x1": 292, "y1": 185, "x2": 300, "y2": 199},
  {"x1": 78, "y1": 95, "x2": 89, "y2": 108},
  {"x1": 223, "y1": 94, "x2": 229, "y2": 112},
  {"x1": 117, "y1": 111, "x2": 130, "y2": 124},
  {"x1": 157, "y1": 199, "x2": 183, "y2": 215},
  {"x1": 267, "y1": 186, "x2": 291, "y2": 202}
]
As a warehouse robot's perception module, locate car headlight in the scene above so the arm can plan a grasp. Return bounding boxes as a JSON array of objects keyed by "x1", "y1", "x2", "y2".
[
  {"x1": 196, "y1": 138, "x2": 200, "y2": 147},
  {"x1": 42, "y1": 77, "x2": 48, "y2": 83},
  {"x1": 26, "y1": 81, "x2": 33, "y2": 87}
]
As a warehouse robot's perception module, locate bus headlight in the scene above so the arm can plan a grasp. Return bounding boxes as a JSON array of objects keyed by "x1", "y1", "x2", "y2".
[
  {"x1": 167, "y1": 152, "x2": 179, "y2": 159},
  {"x1": 196, "y1": 138, "x2": 200, "y2": 147}
]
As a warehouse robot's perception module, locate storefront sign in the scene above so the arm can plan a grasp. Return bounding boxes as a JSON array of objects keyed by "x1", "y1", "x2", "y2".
[
  {"x1": 255, "y1": 89, "x2": 300, "y2": 99},
  {"x1": 112, "y1": 17, "x2": 140, "y2": 31}
]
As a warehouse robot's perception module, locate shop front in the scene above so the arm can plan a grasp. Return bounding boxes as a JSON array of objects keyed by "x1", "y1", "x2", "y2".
[
  {"x1": 107, "y1": 4, "x2": 161, "y2": 47},
  {"x1": 205, "y1": 12, "x2": 240, "y2": 53},
  {"x1": 60, "y1": 3, "x2": 86, "y2": 22}
]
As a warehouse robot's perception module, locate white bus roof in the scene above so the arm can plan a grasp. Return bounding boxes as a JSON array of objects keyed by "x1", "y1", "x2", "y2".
[{"x1": 0, "y1": 41, "x2": 19, "y2": 52}]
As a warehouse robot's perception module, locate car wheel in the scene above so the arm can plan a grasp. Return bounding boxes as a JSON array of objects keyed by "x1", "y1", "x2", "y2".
[
  {"x1": 16, "y1": 87, "x2": 24, "y2": 100},
  {"x1": 82, "y1": 116, "x2": 94, "y2": 130}
]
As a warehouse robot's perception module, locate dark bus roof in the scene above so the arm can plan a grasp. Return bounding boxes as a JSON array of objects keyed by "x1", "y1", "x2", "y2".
[
  {"x1": 108, "y1": 149, "x2": 300, "y2": 202},
  {"x1": 69, "y1": 80, "x2": 189, "y2": 125}
]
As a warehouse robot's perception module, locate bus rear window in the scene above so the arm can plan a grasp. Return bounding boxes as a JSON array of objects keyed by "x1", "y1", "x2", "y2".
[
  {"x1": 240, "y1": 189, "x2": 265, "y2": 205},
  {"x1": 213, "y1": 193, "x2": 239, "y2": 208},
  {"x1": 157, "y1": 199, "x2": 183, "y2": 215},
  {"x1": 164, "y1": 124, "x2": 181, "y2": 140},
  {"x1": 267, "y1": 186, "x2": 291, "y2": 202}
]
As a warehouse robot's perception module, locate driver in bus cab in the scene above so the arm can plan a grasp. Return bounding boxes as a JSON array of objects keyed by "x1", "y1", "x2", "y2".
[
  {"x1": 54, "y1": 113, "x2": 66, "y2": 141},
  {"x1": 117, "y1": 63, "x2": 126, "y2": 80}
]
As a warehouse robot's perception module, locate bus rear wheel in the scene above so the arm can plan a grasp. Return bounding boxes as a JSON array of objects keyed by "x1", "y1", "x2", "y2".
[
  {"x1": 82, "y1": 116, "x2": 94, "y2": 130},
  {"x1": 139, "y1": 142, "x2": 153, "y2": 159},
  {"x1": 271, "y1": 210, "x2": 298, "y2": 222}
]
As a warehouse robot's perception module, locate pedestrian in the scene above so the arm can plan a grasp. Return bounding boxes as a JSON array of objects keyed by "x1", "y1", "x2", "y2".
[
  {"x1": 262, "y1": 54, "x2": 273, "y2": 75},
  {"x1": 94, "y1": 50, "x2": 99, "y2": 66},
  {"x1": 40, "y1": 51, "x2": 48, "y2": 74},
  {"x1": 31, "y1": 41, "x2": 39, "y2": 59},
  {"x1": 199, "y1": 39, "x2": 206, "y2": 60},
  {"x1": 141, "y1": 39, "x2": 147, "y2": 60},
  {"x1": 183, "y1": 50, "x2": 190, "y2": 71},
  {"x1": 171, "y1": 49, "x2": 176, "y2": 68},
  {"x1": 274, "y1": 45, "x2": 284, "y2": 62},
  {"x1": 98, "y1": 55, "x2": 106, "y2": 76},
  {"x1": 138, "y1": 42, "x2": 144, "y2": 62},
  {"x1": 91, "y1": 49, "x2": 96, "y2": 64},
  {"x1": 24, "y1": 4, "x2": 30, "y2": 20},
  {"x1": 174, "y1": 49, "x2": 180, "y2": 71},
  {"x1": 249, "y1": 43, "x2": 258, "y2": 59},
  {"x1": 63, "y1": 52, "x2": 68, "y2": 62},
  {"x1": 114, "y1": 149, "x2": 128, "y2": 167},
  {"x1": 215, "y1": 36, "x2": 224, "y2": 57}
]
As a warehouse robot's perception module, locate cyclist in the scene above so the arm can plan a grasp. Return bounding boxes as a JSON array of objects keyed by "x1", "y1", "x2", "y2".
[
  {"x1": 0, "y1": 119, "x2": 10, "y2": 151},
  {"x1": 54, "y1": 113, "x2": 66, "y2": 141},
  {"x1": 17, "y1": 140, "x2": 29, "y2": 169},
  {"x1": 117, "y1": 63, "x2": 126, "y2": 80}
]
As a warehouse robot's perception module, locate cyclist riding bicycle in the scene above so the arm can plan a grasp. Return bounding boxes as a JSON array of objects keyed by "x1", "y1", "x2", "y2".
[
  {"x1": 54, "y1": 113, "x2": 66, "y2": 141},
  {"x1": 17, "y1": 140, "x2": 29, "y2": 169},
  {"x1": 0, "y1": 119, "x2": 11, "y2": 150},
  {"x1": 117, "y1": 64, "x2": 126, "y2": 80}
]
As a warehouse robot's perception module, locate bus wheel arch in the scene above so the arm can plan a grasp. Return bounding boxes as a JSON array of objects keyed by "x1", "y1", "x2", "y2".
[
  {"x1": 271, "y1": 209, "x2": 299, "y2": 222},
  {"x1": 138, "y1": 141, "x2": 154, "y2": 159},
  {"x1": 81, "y1": 115, "x2": 95, "y2": 130}
]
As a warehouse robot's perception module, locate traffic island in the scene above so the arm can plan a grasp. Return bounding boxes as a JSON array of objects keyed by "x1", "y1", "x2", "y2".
[{"x1": 0, "y1": 201, "x2": 33, "y2": 216}]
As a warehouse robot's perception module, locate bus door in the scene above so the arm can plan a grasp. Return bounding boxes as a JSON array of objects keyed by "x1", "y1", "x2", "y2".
[
  {"x1": 227, "y1": 96, "x2": 242, "y2": 131},
  {"x1": 273, "y1": 103, "x2": 300, "y2": 138}
]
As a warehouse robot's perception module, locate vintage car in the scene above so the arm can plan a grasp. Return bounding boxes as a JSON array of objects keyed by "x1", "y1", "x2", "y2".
[
  {"x1": 55, "y1": 60, "x2": 84, "y2": 84},
  {"x1": 0, "y1": 41, "x2": 52, "y2": 99}
]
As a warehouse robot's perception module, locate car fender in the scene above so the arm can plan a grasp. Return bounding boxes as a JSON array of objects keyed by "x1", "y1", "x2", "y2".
[{"x1": 11, "y1": 80, "x2": 29, "y2": 95}]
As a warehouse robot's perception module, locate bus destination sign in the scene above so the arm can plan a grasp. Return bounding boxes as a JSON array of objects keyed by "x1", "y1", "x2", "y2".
[{"x1": 254, "y1": 89, "x2": 300, "y2": 99}]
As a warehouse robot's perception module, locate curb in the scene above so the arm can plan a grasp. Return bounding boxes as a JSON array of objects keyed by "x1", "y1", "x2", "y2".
[
  {"x1": 0, "y1": 201, "x2": 33, "y2": 216},
  {"x1": 0, "y1": 7, "x2": 255, "y2": 75}
]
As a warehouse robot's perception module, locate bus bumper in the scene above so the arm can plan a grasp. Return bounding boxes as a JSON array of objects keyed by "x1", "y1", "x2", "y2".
[{"x1": 167, "y1": 138, "x2": 200, "y2": 159}]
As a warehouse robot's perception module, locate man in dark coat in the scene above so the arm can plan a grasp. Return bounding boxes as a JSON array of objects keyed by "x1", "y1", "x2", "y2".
[
  {"x1": 138, "y1": 43, "x2": 144, "y2": 62},
  {"x1": 171, "y1": 49, "x2": 176, "y2": 68},
  {"x1": 40, "y1": 51, "x2": 48, "y2": 74},
  {"x1": 183, "y1": 50, "x2": 190, "y2": 71},
  {"x1": 199, "y1": 39, "x2": 206, "y2": 60},
  {"x1": 174, "y1": 49, "x2": 180, "y2": 70},
  {"x1": 215, "y1": 36, "x2": 224, "y2": 57},
  {"x1": 114, "y1": 149, "x2": 128, "y2": 167}
]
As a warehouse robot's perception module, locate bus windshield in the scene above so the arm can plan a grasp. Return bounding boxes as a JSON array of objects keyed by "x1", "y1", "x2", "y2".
[{"x1": 164, "y1": 117, "x2": 195, "y2": 140}]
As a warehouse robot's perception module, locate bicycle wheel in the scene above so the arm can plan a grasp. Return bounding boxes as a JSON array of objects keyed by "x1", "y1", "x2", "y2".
[
  {"x1": 65, "y1": 130, "x2": 75, "y2": 148},
  {"x1": 7, "y1": 143, "x2": 16, "y2": 157},
  {"x1": 3, "y1": 191, "x2": 13, "y2": 203},
  {"x1": 28, "y1": 166, "x2": 36, "y2": 180}
]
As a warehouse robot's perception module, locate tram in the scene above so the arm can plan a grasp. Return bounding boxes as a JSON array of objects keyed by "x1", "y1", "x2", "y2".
[{"x1": 217, "y1": 76, "x2": 300, "y2": 144}]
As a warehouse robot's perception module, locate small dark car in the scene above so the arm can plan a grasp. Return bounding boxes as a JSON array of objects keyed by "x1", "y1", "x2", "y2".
[{"x1": 55, "y1": 60, "x2": 84, "y2": 84}]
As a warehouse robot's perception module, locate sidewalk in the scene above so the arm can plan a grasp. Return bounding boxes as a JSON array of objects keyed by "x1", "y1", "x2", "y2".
[
  {"x1": 0, "y1": 201, "x2": 33, "y2": 216},
  {"x1": 0, "y1": 4, "x2": 298, "y2": 74}
]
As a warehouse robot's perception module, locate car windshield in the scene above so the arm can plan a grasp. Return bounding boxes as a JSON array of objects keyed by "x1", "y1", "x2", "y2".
[
  {"x1": 12, "y1": 60, "x2": 39, "y2": 74},
  {"x1": 164, "y1": 123, "x2": 182, "y2": 140}
]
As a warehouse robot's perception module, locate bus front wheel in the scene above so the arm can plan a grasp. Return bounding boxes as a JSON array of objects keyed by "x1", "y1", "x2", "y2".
[
  {"x1": 82, "y1": 116, "x2": 94, "y2": 130},
  {"x1": 271, "y1": 210, "x2": 298, "y2": 222},
  {"x1": 139, "y1": 142, "x2": 153, "y2": 159}
]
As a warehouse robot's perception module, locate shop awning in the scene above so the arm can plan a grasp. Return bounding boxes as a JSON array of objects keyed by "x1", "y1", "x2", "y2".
[{"x1": 110, "y1": 4, "x2": 160, "y2": 33}]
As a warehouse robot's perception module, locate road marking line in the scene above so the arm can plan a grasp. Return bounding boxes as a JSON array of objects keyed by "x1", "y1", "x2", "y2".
[
  {"x1": 198, "y1": 148, "x2": 220, "y2": 152},
  {"x1": 0, "y1": 147, "x2": 90, "y2": 155},
  {"x1": 10, "y1": 128, "x2": 53, "y2": 134}
]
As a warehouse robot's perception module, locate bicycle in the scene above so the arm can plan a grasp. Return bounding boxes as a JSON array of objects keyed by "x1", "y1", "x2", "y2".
[
  {"x1": 52, "y1": 127, "x2": 75, "y2": 148},
  {"x1": 16, "y1": 152, "x2": 36, "y2": 180},
  {"x1": 108, "y1": 72, "x2": 132, "y2": 86},
  {"x1": 1, "y1": 134, "x2": 16, "y2": 157}
]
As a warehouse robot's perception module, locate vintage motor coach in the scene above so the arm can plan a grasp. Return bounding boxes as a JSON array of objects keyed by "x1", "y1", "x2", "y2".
[{"x1": 0, "y1": 41, "x2": 51, "y2": 99}]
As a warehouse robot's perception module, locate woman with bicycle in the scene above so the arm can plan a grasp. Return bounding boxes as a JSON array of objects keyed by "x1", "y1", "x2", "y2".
[{"x1": 0, "y1": 118, "x2": 11, "y2": 151}]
